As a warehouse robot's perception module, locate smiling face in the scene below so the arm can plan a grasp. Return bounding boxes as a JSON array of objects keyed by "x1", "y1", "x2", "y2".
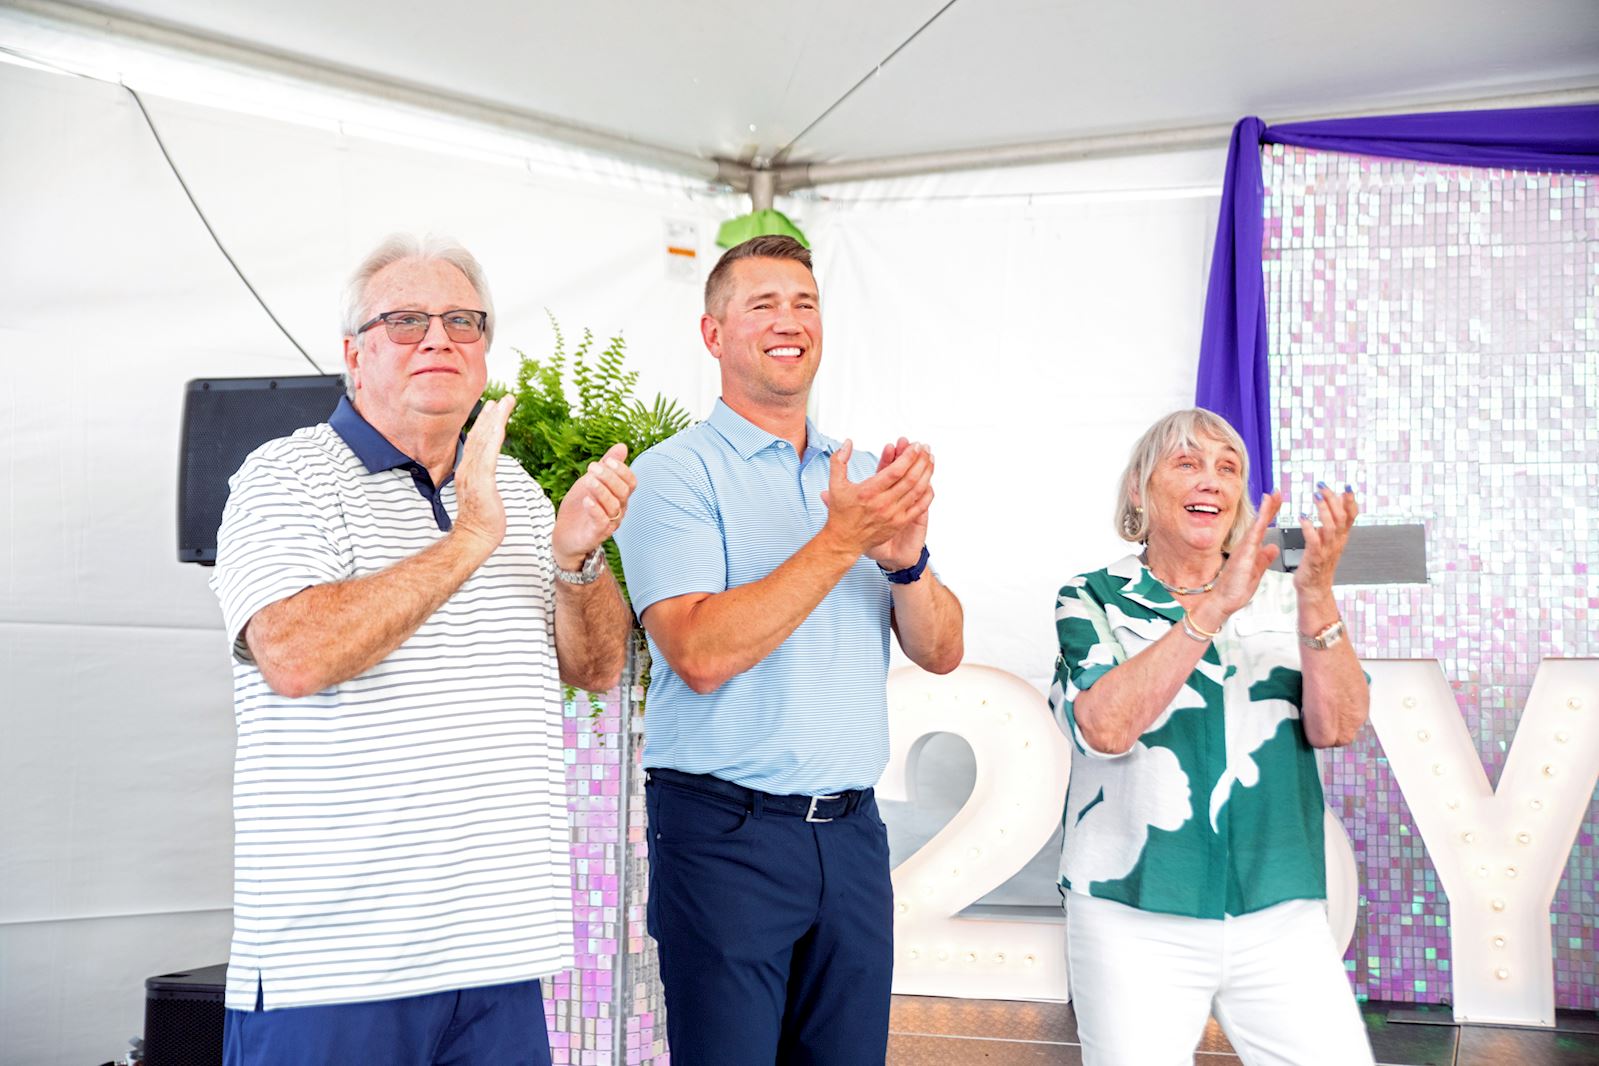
[
  {"x1": 342, "y1": 256, "x2": 488, "y2": 432},
  {"x1": 1136, "y1": 433, "x2": 1246, "y2": 561},
  {"x1": 700, "y1": 256, "x2": 822, "y2": 416}
]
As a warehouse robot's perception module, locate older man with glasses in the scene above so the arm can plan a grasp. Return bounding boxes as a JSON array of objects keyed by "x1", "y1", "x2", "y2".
[{"x1": 210, "y1": 234, "x2": 636, "y2": 1066}]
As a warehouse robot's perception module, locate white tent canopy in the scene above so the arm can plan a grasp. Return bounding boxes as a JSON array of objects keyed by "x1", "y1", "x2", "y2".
[
  {"x1": 5, "y1": 0, "x2": 1597, "y2": 185},
  {"x1": 2, "y1": 3, "x2": 1596, "y2": 1062}
]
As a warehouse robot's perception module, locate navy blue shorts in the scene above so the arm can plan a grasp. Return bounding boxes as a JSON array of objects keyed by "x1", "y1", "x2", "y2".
[
  {"x1": 645, "y1": 769, "x2": 894, "y2": 1065},
  {"x1": 223, "y1": 978, "x2": 551, "y2": 1066}
]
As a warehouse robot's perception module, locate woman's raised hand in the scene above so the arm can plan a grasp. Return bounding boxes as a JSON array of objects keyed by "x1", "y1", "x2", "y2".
[
  {"x1": 1294, "y1": 484, "x2": 1359, "y2": 597},
  {"x1": 1210, "y1": 492, "x2": 1283, "y2": 618}
]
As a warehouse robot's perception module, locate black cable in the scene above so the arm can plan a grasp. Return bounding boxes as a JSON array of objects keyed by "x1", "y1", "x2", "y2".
[{"x1": 123, "y1": 85, "x2": 326, "y2": 373}]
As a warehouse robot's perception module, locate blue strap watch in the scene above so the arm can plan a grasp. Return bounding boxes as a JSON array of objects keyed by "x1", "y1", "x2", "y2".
[{"x1": 881, "y1": 545, "x2": 930, "y2": 585}]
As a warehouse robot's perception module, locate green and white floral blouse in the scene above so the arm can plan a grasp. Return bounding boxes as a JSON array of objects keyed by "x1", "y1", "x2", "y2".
[{"x1": 1051, "y1": 554, "x2": 1338, "y2": 919}]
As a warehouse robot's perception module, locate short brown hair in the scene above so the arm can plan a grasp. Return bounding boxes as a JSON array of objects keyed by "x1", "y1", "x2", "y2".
[{"x1": 704, "y1": 235, "x2": 815, "y2": 316}]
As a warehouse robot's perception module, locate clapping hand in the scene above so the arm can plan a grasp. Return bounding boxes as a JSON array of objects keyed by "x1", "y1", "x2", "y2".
[
  {"x1": 866, "y1": 438, "x2": 934, "y2": 571},
  {"x1": 454, "y1": 395, "x2": 516, "y2": 554},
  {"x1": 1209, "y1": 492, "x2": 1284, "y2": 618},
  {"x1": 1294, "y1": 483, "x2": 1359, "y2": 597},
  {"x1": 552, "y1": 443, "x2": 636, "y2": 569},
  {"x1": 820, "y1": 438, "x2": 934, "y2": 566}
]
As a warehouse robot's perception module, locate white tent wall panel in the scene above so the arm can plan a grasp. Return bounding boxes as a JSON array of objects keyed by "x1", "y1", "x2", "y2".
[
  {"x1": 804, "y1": 155, "x2": 1224, "y2": 693},
  {"x1": 0, "y1": 909, "x2": 234, "y2": 1066},
  {"x1": 2, "y1": 622, "x2": 233, "y2": 920},
  {"x1": 0, "y1": 621, "x2": 231, "y2": 1066},
  {"x1": 2, "y1": 313, "x2": 243, "y2": 631},
  {"x1": 808, "y1": 143, "x2": 1225, "y2": 202}
]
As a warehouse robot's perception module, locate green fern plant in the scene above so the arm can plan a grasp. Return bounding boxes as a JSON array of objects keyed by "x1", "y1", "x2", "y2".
[{"x1": 484, "y1": 315, "x2": 693, "y2": 729}]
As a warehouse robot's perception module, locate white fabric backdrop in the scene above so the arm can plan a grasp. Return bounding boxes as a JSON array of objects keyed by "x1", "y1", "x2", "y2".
[
  {"x1": 800, "y1": 149, "x2": 1224, "y2": 692},
  {"x1": 0, "y1": 55, "x2": 1225, "y2": 1062}
]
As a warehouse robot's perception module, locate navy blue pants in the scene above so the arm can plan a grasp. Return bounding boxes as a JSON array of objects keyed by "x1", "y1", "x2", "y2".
[
  {"x1": 223, "y1": 978, "x2": 551, "y2": 1066},
  {"x1": 645, "y1": 769, "x2": 895, "y2": 1065}
]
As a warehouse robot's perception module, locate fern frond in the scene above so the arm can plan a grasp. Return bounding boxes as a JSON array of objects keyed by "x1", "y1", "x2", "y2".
[{"x1": 489, "y1": 315, "x2": 697, "y2": 606}]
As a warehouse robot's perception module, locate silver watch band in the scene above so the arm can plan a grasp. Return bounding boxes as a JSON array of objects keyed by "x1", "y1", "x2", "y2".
[{"x1": 554, "y1": 546, "x2": 606, "y2": 585}]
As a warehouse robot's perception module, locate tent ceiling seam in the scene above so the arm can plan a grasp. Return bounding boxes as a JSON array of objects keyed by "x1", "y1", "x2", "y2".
[
  {"x1": 768, "y1": 0, "x2": 964, "y2": 167},
  {"x1": 9, "y1": 2, "x2": 1597, "y2": 198},
  {"x1": 769, "y1": 83, "x2": 1599, "y2": 192}
]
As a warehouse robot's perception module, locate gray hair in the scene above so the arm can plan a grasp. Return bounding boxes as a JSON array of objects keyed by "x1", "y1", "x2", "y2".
[
  {"x1": 1115, "y1": 408, "x2": 1257, "y2": 552},
  {"x1": 341, "y1": 234, "x2": 495, "y2": 395}
]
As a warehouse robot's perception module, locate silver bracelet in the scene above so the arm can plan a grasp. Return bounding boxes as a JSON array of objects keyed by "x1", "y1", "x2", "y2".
[
  {"x1": 554, "y1": 547, "x2": 606, "y2": 585},
  {"x1": 1179, "y1": 617, "x2": 1213, "y2": 643},
  {"x1": 1300, "y1": 618, "x2": 1346, "y2": 650}
]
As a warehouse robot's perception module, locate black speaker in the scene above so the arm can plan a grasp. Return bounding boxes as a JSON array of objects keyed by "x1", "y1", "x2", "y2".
[
  {"x1": 144, "y1": 964, "x2": 226, "y2": 1066},
  {"x1": 178, "y1": 375, "x2": 344, "y2": 564}
]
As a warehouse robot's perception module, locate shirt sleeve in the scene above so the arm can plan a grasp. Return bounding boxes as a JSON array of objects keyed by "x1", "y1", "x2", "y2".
[
  {"x1": 614, "y1": 449, "x2": 728, "y2": 619},
  {"x1": 1050, "y1": 576, "x2": 1127, "y2": 759},
  {"x1": 209, "y1": 444, "x2": 350, "y2": 664}
]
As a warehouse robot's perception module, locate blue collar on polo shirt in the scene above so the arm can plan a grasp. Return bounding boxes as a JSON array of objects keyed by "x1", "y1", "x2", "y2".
[
  {"x1": 329, "y1": 395, "x2": 465, "y2": 532},
  {"x1": 704, "y1": 398, "x2": 838, "y2": 464}
]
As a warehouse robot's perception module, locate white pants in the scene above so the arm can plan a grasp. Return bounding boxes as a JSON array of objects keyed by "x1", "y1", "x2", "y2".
[{"x1": 1066, "y1": 894, "x2": 1375, "y2": 1066}]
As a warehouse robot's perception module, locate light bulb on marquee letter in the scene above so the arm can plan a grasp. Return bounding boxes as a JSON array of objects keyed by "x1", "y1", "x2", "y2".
[
  {"x1": 1367, "y1": 658, "x2": 1599, "y2": 1028},
  {"x1": 879, "y1": 665, "x2": 1071, "y2": 1001},
  {"x1": 879, "y1": 664, "x2": 1362, "y2": 1001}
]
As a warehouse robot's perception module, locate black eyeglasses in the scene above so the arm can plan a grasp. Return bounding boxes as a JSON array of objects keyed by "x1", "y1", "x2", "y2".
[{"x1": 356, "y1": 309, "x2": 488, "y2": 344}]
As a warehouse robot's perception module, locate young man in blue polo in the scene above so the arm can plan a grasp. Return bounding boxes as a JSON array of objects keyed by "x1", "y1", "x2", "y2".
[{"x1": 615, "y1": 235, "x2": 964, "y2": 1063}]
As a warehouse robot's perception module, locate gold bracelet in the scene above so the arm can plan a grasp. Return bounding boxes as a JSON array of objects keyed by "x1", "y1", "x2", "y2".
[{"x1": 1183, "y1": 611, "x2": 1221, "y2": 641}]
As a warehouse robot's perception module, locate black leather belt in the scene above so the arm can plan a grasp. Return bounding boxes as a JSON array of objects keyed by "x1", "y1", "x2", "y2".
[{"x1": 647, "y1": 767, "x2": 871, "y2": 823}]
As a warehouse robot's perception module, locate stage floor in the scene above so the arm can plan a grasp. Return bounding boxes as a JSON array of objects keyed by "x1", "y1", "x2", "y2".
[{"x1": 887, "y1": 995, "x2": 1599, "y2": 1065}]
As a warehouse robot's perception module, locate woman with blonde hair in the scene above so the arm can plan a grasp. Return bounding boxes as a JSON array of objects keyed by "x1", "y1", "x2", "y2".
[{"x1": 1051, "y1": 408, "x2": 1373, "y2": 1065}]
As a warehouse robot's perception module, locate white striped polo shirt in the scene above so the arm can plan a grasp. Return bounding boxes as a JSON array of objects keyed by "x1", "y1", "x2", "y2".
[
  {"x1": 209, "y1": 399, "x2": 573, "y2": 1011},
  {"x1": 614, "y1": 399, "x2": 895, "y2": 796}
]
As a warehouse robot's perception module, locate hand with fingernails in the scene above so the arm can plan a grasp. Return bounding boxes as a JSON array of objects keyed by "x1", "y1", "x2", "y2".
[
  {"x1": 452, "y1": 394, "x2": 516, "y2": 556},
  {"x1": 553, "y1": 440, "x2": 638, "y2": 571},
  {"x1": 1295, "y1": 482, "x2": 1360, "y2": 599},
  {"x1": 1201, "y1": 491, "x2": 1284, "y2": 624},
  {"x1": 868, "y1": 437, "x2": 935, "y2": 571},
  {"x1": 1196, "y1": 484, "x2": 1360, "y2": 631},
  {"x1": 819, "y1": 438, "x2": 935, "y2": 565}
]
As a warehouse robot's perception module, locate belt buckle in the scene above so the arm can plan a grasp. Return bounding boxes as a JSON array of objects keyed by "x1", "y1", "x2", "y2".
[{"x1": 805, "y1": 794, "x2": 841, "y2": 823}]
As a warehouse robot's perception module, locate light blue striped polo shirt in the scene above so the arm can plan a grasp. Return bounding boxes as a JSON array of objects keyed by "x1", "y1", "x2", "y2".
[{"x1": 615, "y1": 399, "x2": 893, "y2": 795}]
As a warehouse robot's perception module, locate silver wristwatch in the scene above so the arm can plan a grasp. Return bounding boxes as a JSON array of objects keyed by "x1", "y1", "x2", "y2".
[
  {"x1": 554, "y1": 547, "x2": 606, "y2": 585},
  {"x1": 1300, "y1": 618, "x2": 1346, "y2": 650}
]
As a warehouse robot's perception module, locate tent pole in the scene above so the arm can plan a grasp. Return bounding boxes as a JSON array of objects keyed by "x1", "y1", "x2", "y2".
[
  {"x1": 749, "y1": 170, "x2": 776, "y2": 213},
  {"x1": 777, "y1": 84, "x2": 1599, "y2": 191},
  {"x1": 2, "y1": 0, "x2": 731, "y2": 182}
]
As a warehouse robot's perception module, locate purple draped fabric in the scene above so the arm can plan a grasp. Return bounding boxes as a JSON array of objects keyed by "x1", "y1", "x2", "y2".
[{"x1": 1195, "y1": 104, "x2": 1599, "y2": 501}]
